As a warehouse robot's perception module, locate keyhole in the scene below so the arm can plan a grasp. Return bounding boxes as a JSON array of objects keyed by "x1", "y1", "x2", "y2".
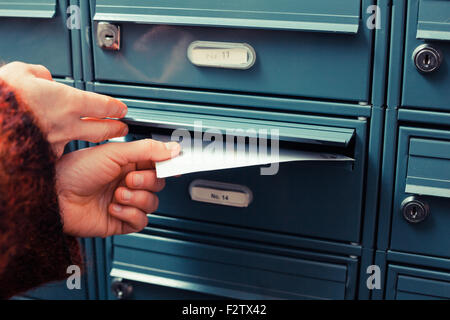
[
  {"x1": 423, "y1": 54, "x2": 431, "y2": 66},
  {"x1": 102, "y1": 32, "x2": 116, "y2": 47},
  {"x1": 411, "y1": 206, "x2": 418, "y2": 218},
  {"x1": 104, "y1": 33, "x2": 114, "y2": 41}
]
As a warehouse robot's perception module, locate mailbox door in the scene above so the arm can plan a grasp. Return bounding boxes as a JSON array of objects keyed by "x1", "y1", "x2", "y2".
[
  {"x1": 391, "y1": 126, "x2": 450, "y2": 258},
  {"x1": 91, "y1": 0, "x2": 373, "y2": 102},
  {"x1": 386, "y1": 265, "x2": 450, "y2": 300},
  {"x1": 116, "y1": 99, "x2": 367, "y2": 244},
  {"x1": 402, "y1": 0, "x2": 450, "y2": 111},
  {"x1": 0, "y1": 0, "x2": 72, "y2": 77}
]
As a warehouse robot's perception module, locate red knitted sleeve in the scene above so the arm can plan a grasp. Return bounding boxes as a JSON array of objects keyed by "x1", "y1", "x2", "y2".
[{"x1": 0, "y1": 80, "x2": 82, "y2": 299}]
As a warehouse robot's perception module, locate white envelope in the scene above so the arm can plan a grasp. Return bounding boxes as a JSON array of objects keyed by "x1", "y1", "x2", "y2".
[{"x1": 154, "y1": 134, "x2": 353, "y2": 178}]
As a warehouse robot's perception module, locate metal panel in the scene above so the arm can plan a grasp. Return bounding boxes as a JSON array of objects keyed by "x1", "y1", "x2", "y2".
[
  {"x1": 390, "y1": 127, "x2": 450, "y2": 258},
  {"x1": 90, "y1": 82, "x2": 372, "y2": 118},
  {"x1": 0, "y1": 0, "x2": 56, "y2": 18},
  {"x1": 93, "y1": 0, "x2": 361, "y2": 33},
  {"x1": 402, "y1": 0, "x2": 450, "y2": 111},
  {"x1": 123, "y1": 107, "x2": 355, "y2": 147},
  {"x1": 121, "y1": 104, "x2": 366, "y2": 243},
  {"x1": 145, "y1": 213, "x2": 362, "y2": 257},
  {"x1": 416, "y1": 0, "x2": 450, "y2": 41},
  {"x1": 91, "y1": 0, "x2": 373, "y2": 102},
  {"x1": 387, "y1": 250, "x2": 450, "y2": 271},
  {"x1": 110, "y1": 231, "x2": 356, "y2": 300},
  {"x1": 386, "y1": 0, "x2": 407, "y2": 108},
  {"x1": 386, "y1": 265, "x2": 450, "y2": 300},
  {"x1": 0, "y1": 0, "x2": 72, "y2": 77},
  {"x1": 406, "y1": 138, "x2": 450, "y2": 198}
]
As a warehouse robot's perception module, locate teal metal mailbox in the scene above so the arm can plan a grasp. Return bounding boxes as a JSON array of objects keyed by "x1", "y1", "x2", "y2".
[
  {"x1": 390, "y1": 126, "x2": 450, "y2": 259},
  {"x1": 386, "y1": 265, "x2": 450, "y2": 300},
  {"x1": 108, "y1": 226, "x2": 359, "y2": 300},
  {"x1": 99, "y1": 96, "x2": 366, "y2": 299},
  {"x1": 402, "y1": 0, "x2": 450, "y2": 111},
  {"x1": 121, "y1": 101, "x2": 366, "y2": 244},
  {"x1": 0, "y1": 0, "x2": 72, "y2": 77},
  {"x1": 90, "y1": 0, "x2": 373, "y2": 102}
]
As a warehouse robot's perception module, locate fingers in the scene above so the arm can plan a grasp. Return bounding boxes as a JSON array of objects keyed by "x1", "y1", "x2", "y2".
[
  {"x1": 75, "y1": 118, "x2": 128, "y2": 143},
  {"x1": 75, "y1": 90, "x2": 127, "y2": 119},
  {"x1": 114, "y1": 187, "x2": 159, "y2": 213},
  {"x1": 108, "y1": 203, "x2": 148, "y2": 234},
  {"x1": 47, "y1": 81, "x2": 127, "y2": 119},
  {"x1": 101, "y1": 139, "x2": 181, "y2": 166},
  {"x1": 109, "y1": 181, "x2": 162, "y2": 235},
  {"x1": 53, "y1": 142, "x2": 67, "y2": 158},
  {"x1": 125, "y1": 170, "x2": 165, "y2": 192},
  {"x1": 0, "y1": 61, "x2": 53, "y2": 81},
  {"x1": 27, "y1": 63, "x2": 53, "y2": 81}
]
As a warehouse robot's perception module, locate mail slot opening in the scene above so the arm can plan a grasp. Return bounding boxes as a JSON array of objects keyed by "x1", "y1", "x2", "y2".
[
  {"x1": 128, "y1": 123, "x2": 354, "y2": 151},
  {"x1": 124, "y1": 123, "x2": 355, "y2": 178}
]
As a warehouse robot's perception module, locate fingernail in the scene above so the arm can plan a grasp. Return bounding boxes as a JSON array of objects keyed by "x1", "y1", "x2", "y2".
[
  {"x1": 120, "y1": 107, "x2": 128, "y2": 118},
  {"x1": 121, "y1": 126, "x2": 129, "y2": 136},
  {"x1": 164, "y1": 141, "x2": 178, "y2": 150},
  {"x1": 133, "y1": 173, "x2": 144, "y2": 187},
  {"x1": 112, "y1": 204, "x2": 122, "y2": 212},
  {"x1": 122, "y1": 189, "x2": 132, "y2": 201},
  {"x1": 164, "y1": 142, "x2": 180, "y2": 156}
]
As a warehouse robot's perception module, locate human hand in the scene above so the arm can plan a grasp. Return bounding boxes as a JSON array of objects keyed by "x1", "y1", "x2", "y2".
[
  {"x1": 0, "y1": 61, "x2": 128, "y2": 157},
  {"x1": 56, "y1": 139, "x2": 180, "y2": 237}
]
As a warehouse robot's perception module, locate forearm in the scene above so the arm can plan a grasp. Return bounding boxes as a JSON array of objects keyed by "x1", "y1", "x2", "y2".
[{"x1": 0, "y1": 80, "x2": 81, "y2": 299}]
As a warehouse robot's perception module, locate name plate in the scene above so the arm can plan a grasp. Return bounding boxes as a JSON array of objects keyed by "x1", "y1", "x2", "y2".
[
  {"x1": 187, "y1": 41, "x2": 256, "y2": 70},
  {"x1": 189, "y1": 179, "x2": 253, "y2": 208}
]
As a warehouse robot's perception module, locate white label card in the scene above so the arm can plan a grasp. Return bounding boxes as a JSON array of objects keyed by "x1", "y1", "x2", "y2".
[
  {"x1": 190, "y1": 48, "x2": 248, "y2": 66},
  {"x1": 190, "y1": 187, "x2": 250, "y2": 207}
]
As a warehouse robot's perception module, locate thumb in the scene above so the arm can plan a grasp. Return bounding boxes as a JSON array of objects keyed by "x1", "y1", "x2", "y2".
[{"x1": 100, "y1": 139, "x2": 180, "y2": 166}]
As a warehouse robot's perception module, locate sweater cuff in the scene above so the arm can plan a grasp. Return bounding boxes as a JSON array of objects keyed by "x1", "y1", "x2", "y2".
[{"x1": 0, "y1": 80, "x2": 82, "y2": 299}]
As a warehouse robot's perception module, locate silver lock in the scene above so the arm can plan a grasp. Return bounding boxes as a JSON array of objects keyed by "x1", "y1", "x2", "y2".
[
  {"x1": 413, "y1": 44, "x2": 442, "y2": 73},
  {"x1": 97, "y1": 22, "x2": 120, "y2": 50},
  {"x1": 111, "y1": 278, "x2": 133, "y2": 299},
  {"x1": 401, "y1": 196, "x2": 430, "y2": 224}
]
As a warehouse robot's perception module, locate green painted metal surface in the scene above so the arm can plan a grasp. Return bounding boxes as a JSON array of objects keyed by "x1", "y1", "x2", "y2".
[
  {"x1": 402, "y1": 0, "x2": 450, "y2": 110},
  {"x1": 90, "y1": 0, "x2": 374, "y2": 102},
  {"x1": 386, "y1": 265, "x2": 450, "y2": 300},
  {"x1": 0, "y1": 0, "x2": 72, "y2": 77},
  {"x1": 390, "y1": 127, "x2": 450, "y2": 259},
  {"x1": 93, "y1": 0, "x2": 361, "y2": 33},
  {"x1": 416, "y1": 0, "x2": 450, "y2": 41},
  {"x1": 0, "y1": 0, "x2": 56, "y2": 18}
]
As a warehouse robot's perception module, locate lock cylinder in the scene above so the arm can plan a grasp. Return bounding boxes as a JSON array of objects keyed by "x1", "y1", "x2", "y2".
[
  {"x1": 401, "y1": 196, "x2": 430, "y2": 224},
  {"x1": 111, "y1": 278, "x2": 133, "y2": 299},
  {"x1": 413, "y1": 44, "x2": 442, "y2": 73},
  {"x1": 97, "y1": 22, "x2": 120, "y2": 50}
]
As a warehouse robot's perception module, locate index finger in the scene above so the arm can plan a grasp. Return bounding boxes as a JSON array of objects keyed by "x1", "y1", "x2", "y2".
[
  {"x1": 101, "y1": 139, "x2": 181, "y2": 167},
  {"x1": 77, "y1": 90, "x2": 128, "y2": 119},
  {"x1": 48, "y1": 81, "x2": 128, "y2": 119}
]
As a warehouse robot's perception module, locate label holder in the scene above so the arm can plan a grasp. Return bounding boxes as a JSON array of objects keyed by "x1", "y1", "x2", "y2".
[
  {"x1": 187, "y1": 41, "x2": 256, "y2": 70},
  {"x1": 189, "y1": 179, "x2": 253, "y2": 208}
]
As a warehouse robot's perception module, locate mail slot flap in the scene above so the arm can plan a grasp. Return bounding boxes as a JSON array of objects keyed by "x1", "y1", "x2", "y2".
[
  {"x1": 0, "y1": 0, "x2": 56, "y2": 18},
  {"x1": 416, "y1": 0, "x2": 450, "y2": 41},
  {"x1": 406, "y1": 138, "x2": 450, "y2": 198},
  {"x1": 397, "y1": 275, "x2": 450, "y2": 299},
  {"x1": 111, "y1": 232, "x2": 350, "y2": 299},
  {"x1": 94, "y1": 0, "x2": 361, "y2": 34},
  {"x1": 123, "y1": 105, "x2": 355, "y2": 148}
]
